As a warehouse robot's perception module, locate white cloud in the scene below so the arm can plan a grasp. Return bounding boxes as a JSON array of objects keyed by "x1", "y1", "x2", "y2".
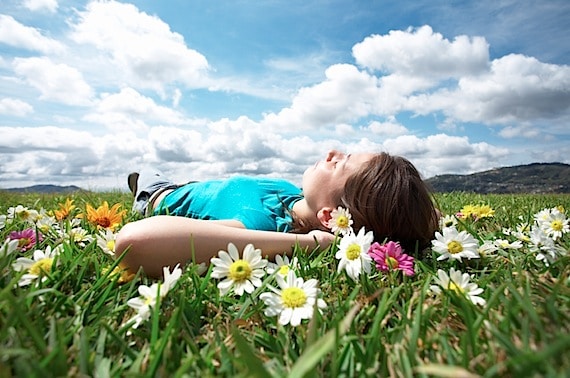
[
  {"x1": 499, "y1": 125, "x2": 542, "y2": 139},
  {"x1": 149, "y1": 126, "x2": 205, "y2": 163},
  {"x1": 0, "y1": 2, "x2": 568, "y2": 190},
  {"x1": 382, "y1": 133, "x2": 509, "y2": 177},
  {"x1": 23, "y1": 0, "x2": 58, "y2": 13},
  {"x1": 0, "y1": 98, "x2": 33, "y2": 116},
  {"x1": 365, "y1": 117, "x2": 409, "y2": 136},
  {"x1": 262, "y1": 64, "x2": 380, "y2": 131},
  {"x1": 352, "y1": 25, "x2": 489, "y2": 79},
  {"x1": 84, "y1": 88, "x2": 188, "y2": 132},
  {"x1": 407, "y1": 54, "x2": 570, "y2": 127},
  {"x1": 0, "y1": 126, "x2": 94, "y2": 151},
  {"x1": 12, "y1": 57, "x2": 93, "y2": 106},
  {"x1": 0, "y1": 15, "x2": 65, "y2": 53},
  {"x1": 69, "y1": 0, "x2": 210, "y2": 93}
]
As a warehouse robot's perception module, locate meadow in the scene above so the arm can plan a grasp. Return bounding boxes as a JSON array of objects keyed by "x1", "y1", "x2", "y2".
[{"x1": 0, "y1": 190, "x2": 569, "y2": 377}]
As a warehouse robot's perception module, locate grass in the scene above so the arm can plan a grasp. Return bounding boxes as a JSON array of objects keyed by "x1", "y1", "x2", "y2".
[{"x1": 0, "y1": 190, "x2": 569, "y2": 377}]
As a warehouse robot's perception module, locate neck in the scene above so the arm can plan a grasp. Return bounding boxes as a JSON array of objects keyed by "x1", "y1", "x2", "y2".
[{"x1": 292, "y1": 199, "x2": 319, "y2": 231}]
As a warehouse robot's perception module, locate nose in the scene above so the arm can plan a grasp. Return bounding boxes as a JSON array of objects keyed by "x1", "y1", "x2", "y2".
[{"x1": 326, "y1": 150, "x2": 344, "y2": 162}]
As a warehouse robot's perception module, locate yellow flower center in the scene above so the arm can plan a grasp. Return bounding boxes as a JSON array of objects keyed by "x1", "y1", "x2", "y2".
[
  {"x1": 106, "y1": 240, "x2": 116, "y2": 252},
  {"x1": 551, "y1": 220, "x2": 563, "y2": 232},
  {"x1": 336, "y1": 215, "x2": 349, "y2": 228},
  {"x1": 447, "y1": 241, "x2": 463, "y2": 254},
  {"x1": 345, "y1": 244, "x2": 361, "y2": 260},
  {"x1": 18, "y1": 238, "x2": 31, "y2": 248},
  {"x1": 144, "y1": 293, "x2": 157, "y2": 306},
  {"x1": 386, "y1": 256, "x2": 399, "y2": 269},
  {"x1": 29, "y1": 258, "x2": 53, "y2": 276},
  {"x1": 278, "y1": 265, "x2": 290, "y2": 275},
  {"x1": 448, "y1": 281, "x2": 464, "y2": 295},
  {"x1": 229, "y1": 260, "x2": 252, "y2": 282},
  {"x1": 281, "y1": 287, "x2": 307, "y2": 308}
]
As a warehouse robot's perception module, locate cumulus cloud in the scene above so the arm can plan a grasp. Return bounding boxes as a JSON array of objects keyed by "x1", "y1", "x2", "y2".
[
  {"x1": 408, "y1": 54, "x2": 570, "y2": 125},
  {"x1": 84, "y1": 88, "x2": 189, "y2": 132},
  {"x1": 0, "y1": 98, "x2": 33, "y2": 116},
  {"x1": 12, "y1": 57, "x2": 93, "y2": 106},
  {"x1": 352, "y1": 25, "x2": 489, "y2": 79},
  {"x1": 0, "y1": 15, "x2": 65, "y2": 53},
  {"x1": 365, "y1": 117, "x2": 409, "y2": 136},
  {"x1": 69, "y1": 0, "x2": 210, "y2": 92},
  {"x1": 23, "y1": 0, "x2": 59, "y2": 13},
  {"x1": 382, "y1": 134, "x2": 509, "y2": 177},
  {"x1": 0, "y1": 126, "x2": 94, "y2": 152},
  {"x1": 499, "y1": 124, "x2": 542, "y2": 139},
  {"x1": 350, "y1": 25, "x2": 570, "y2": 133},
  {"x1": 1, "y1": 2, "x2": 568, "y2": 189},
  {"x1": 262, "y1": 64, "x2": 381, "y2": 131}
]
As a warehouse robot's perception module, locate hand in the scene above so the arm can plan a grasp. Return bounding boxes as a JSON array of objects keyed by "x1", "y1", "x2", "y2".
[{"x1": 307, "y1": 230, "x2": 337, "y2": 249}]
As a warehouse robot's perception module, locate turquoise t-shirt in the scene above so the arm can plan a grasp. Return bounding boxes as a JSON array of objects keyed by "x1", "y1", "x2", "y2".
[{"x1": 153, "y1": 176, "x2": 303, "y2": 232}]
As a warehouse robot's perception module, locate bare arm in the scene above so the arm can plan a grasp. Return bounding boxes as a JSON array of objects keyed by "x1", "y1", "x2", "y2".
[{"x1": 115, "y1": 215, "x2": 334, "y2": 278}]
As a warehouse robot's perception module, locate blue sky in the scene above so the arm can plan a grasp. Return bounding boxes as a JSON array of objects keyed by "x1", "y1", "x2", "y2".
[{"x1": 0, "y1": 0, "x2": 569, "y2": 190}]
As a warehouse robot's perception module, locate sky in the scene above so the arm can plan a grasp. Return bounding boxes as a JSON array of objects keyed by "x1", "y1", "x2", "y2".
[{"x1": 0, "y1": 0, "x2": 569, "y2": 191}]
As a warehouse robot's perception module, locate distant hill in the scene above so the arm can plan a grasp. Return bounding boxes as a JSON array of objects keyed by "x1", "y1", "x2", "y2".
[
  {"x1": 0, "y1": 185, "x2": 85, "y2": 194},
  {"x1": 426, "y1": 162, "x2": 570, "y2": 194}
]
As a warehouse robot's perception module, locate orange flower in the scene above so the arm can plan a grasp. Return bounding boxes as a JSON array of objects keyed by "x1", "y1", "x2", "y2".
[
  {"x1": 85, "y1": 201, "x2": 126, "y2": 230},
  {"x1": 53, "y1": 198, "x2": 76, "y2": 221}
]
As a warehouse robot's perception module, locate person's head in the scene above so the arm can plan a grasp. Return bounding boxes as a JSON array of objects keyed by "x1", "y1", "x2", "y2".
[
  {"x1": 340, "y1": 152, "x2": 438, "y2": 253},
  {"x1": 301, "y1": 150, "x2": 375, "y2": 214},
  {"x1": 299, "y1": 150, "x2": 438, "y2": 253}
]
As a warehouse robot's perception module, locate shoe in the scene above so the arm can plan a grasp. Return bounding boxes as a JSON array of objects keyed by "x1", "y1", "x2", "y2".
[{"x1": 127, "y1": 172, "x2": 139, "y2": 196}]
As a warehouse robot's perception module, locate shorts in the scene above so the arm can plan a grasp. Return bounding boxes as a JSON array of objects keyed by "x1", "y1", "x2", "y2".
[{"x1": 132, "y1": 168, "x2": 179, "y2": 216}]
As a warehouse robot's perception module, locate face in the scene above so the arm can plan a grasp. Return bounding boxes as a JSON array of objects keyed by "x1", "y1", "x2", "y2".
[{"x1": 302, "y1": 150, "x2": 375, "y2": 211}]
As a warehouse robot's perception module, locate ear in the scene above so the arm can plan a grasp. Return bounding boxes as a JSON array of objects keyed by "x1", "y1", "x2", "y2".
[{"x1": 316, "y1": 207, "x2": 334, "y2": 230}]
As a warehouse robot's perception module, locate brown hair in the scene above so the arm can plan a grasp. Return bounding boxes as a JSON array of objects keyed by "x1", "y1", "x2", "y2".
[{"x1": 340, "y1": 152, "x2": 438, "y2": 253}]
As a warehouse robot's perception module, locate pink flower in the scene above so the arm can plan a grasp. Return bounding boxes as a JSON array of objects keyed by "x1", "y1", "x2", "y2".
[
  {"x1": 368, "y1": 241, "x2": 415, "y2": 276},
  {"x1": 8, "y1": 228, "x2": 42, "y2": 252}
]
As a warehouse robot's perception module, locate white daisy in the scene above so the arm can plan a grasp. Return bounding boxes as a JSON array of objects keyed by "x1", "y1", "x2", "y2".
[
  {"x1": 35, "y1": 214, "x2": 57, "y2": 234},
  {"x1": 478, "y1": 240, "x2": 499, "y2": 257},
  {"x1": 161, "y1": 264, "x2": 182, "y2": 296},
  {"x1": 260, "y1": 270, "x2": 326, "y2": 326},
  {"x1": 507, "y1": 223, "x2": 532, "y2": 243},
  {"x1": 431, "y1": 226, "x2": 480, "y2": 261},
  {"x1": 267, "y1": 254, "x2": 298, "y2": 277},
  {"x1": 335, "y1": 227, "x2": 374, "y2": 281},
  {"x1": 439, "y1": 214, "x2": 458, "y2": 229},
  {"x1": 126, "y1": 283, "x2": 159, "y2": 330},
  {"x1": 328, "y1": 206, "x2": 353, "y2": 236},
  {"x1": 210, "y1": 243, "x2": 267, "y2": 296},
  {"x1": 430, "y1": 268, "x2": 486, "y2": 306},
  {"x1": 493, "y1": 239, "x2": 523, "y2": 250},
  {"x1": 1, "y1": 238, "x2": 19, "y2": 257},
  {"x1": 12, "y1": 245, "x2": 63, "y2": 287},
  {"x1": 66, "y1": 226, "x2": 94, "y2": 247},
  {"x1": 0, "y1": 214, "x2": 7, "y2": 230},
  {"x1": 7, "y1": 205, "x2": 40, "y2": 224},
  {"x1": 125, "y1": 264, "x2": 182, "y2": 331},
  {"x1": 529, "y1": 226, "x2": 565, "y2": 266},
  {"x1": 538, "y1": 208, "x2": 569, "y2": 240},
  {"x1": 96, "y1": 229, "x2": 117, "y2": 256}
]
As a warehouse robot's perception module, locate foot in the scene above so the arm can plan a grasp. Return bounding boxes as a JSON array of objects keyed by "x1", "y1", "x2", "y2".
[{"x1": 127, "y1": 172, "x2": 139, "y2": 196}]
